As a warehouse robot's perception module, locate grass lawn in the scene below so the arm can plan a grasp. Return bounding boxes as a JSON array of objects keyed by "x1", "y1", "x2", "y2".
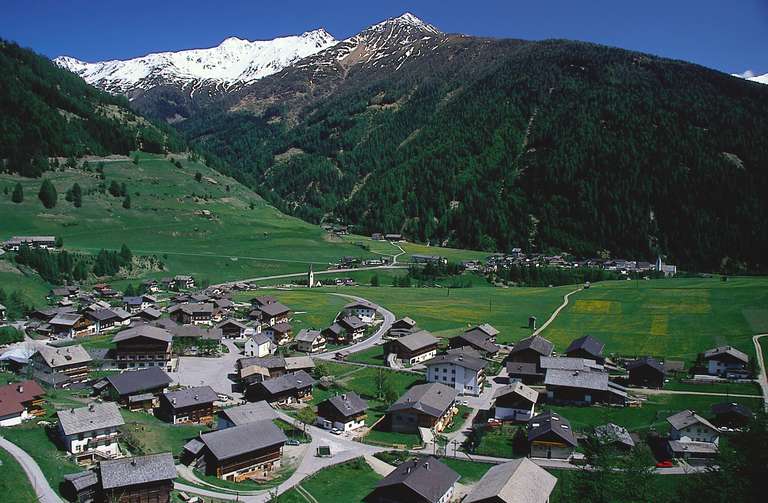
[
  {"x1": 0, "y1": 444, "x2": 39, "y2": 503},
  {"x1": 347, "y1": 346, "x2": 387, "y2": 366},
  {"x1": 443, "y1": 405, "x2": 473, "y2": 433},
  {"x1": 277, "y1": 458, "x2": 382, "y2": 503},
  {"x1": 440, "y1": 457, "x2": 494, "y2": 483},
  {"x1": 235, "y1": 288, "x2": 350, "y2": 331},
  {"x1": 342, "y1": 367, "x2": 424, "y2": 399},
  {"x1": 548, "y1": 393, "x2": 764, "y2": 434},
  {"x1": 466, "y1": 423, "x2": 523, "y2": 458},
  {"x1": 542, "y1": 276, "x2": 768, "y2": 364},
  {"x1": 364, "y1": 427, "x2": 422, "y2": 448},
  {"x1": 662, "y1": 379, "x2": 761, "y2": 395},
  {"x1": 119, "y1": 409, "x2": 209, "y2": 457},
  {"x1": 0, "y1": 423, "x2": 81, "y2": 497}
]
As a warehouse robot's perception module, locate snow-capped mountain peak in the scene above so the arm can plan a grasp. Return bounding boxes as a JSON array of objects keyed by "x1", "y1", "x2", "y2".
[
  {"x1": 54, "y1": 29, "x2": 337, "y2": 95},
  {"x1": 732, "y1": 69, "x2": 768, "y2": 85}
]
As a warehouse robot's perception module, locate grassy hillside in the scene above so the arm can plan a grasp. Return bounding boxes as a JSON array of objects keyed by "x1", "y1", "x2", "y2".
[
  {"x1": 542, "y1": 276, "x2": 768, "y2": 363},
  {"x1": 0, "y1": 153, "x2": 383, "y2": 303}
]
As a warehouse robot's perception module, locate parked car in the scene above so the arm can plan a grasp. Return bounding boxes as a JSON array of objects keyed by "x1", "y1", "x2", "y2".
[
  {"x1": 330, "y1": 428, "x2": 342, "y2": 435},
  {"x1": 655, "y1": 460, "x2": 674, "y2": 468},
  {"x1": 286, "y1": 439, "x2": 301, "y2": 446}
]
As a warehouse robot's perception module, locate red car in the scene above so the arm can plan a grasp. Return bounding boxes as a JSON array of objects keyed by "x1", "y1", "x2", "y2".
[{"x1": 655, "y1": 460, "x2": 674, "y2": 468}]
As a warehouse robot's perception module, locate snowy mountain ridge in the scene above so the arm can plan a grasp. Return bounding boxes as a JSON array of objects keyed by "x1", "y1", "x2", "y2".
[{"x1": 54, "y1": 28, "x2": 337, "y2": 95}]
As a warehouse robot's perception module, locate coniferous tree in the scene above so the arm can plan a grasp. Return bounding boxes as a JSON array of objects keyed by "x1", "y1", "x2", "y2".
[
  {"x1": 72, "y1": 183, "x2": 82, "y2": 207},
  {"x1": 38, "y1": 179, "x2": 57, "y2": 208},
  {"x1": 11, "y1": 182, "x2": 23, "y2": 203},
  {"x1": 122, "y1": 194, "x2": 131, "y2": 209},
  {"x1": 108, "y1": 180, "x2": 121, "y2": 197},
  {"x1": 120, "y1": 244, "x2": 133, "y2": 263},
  {"x1": 195, "y1": 171, "x2": 203, "y2": 183}
]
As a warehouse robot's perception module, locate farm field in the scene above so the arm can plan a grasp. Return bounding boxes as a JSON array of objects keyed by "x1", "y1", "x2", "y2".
[
  {"x1": 0, "y1": 153, "x2": 378, "y2": 305},
  {"x1": 548, "y1": 469, "x2": 687, "y2": 503},
  {"x1": 0, "y1": 445, "x2": 38, "y2": 503},
  {"x1": 541, "y1": 276, "x2": 768, "y2": 364}
]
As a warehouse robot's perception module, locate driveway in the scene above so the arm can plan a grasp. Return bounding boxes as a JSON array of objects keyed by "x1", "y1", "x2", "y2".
[{"x1": 168, "y1": 339, "x2": 243, "y2": 397}]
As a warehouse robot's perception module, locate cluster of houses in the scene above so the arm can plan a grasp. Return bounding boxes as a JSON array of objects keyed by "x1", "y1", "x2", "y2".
[
  {"x1": 484, "y1": 252, "x2": 677, "y2": 276},
  {"x1": 2, "y1": 235, "x2": 57, "y2": 251}
]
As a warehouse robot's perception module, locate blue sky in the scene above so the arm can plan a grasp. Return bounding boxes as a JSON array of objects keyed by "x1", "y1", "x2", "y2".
[{"x1": 2, "y1": 0, "x2": 766, "y2": 75}]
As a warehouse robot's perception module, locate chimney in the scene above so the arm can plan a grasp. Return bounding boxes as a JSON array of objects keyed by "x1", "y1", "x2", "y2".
[
  {"x1": 424, "y1": 462, "x2": 429, "y2": 470},
  {"x1": 172, "y1": 398, "x2": 177, "y2": 406},
  {"x1": 194, "y1": 394, "x2": 199, "y2": 400},
  {"x1": 88, "y1": 404, "x2": 95, "y2": 412},
  {"x1": 342, "y1": 394, "x2": 347, "y2": 400},
  {"x1": 131, "y1": 459, "x2": 137, "y2": 466},
  {"x1": 17, "y1": 385, "x2": 24, "y2": 393}
]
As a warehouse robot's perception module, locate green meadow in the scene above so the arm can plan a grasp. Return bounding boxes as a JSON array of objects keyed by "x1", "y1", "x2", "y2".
[
  {"x1": 0, "y1": 445, "x2": 38, "y2": 503},
  {"x1": 541, "y1": 276, "x2": 768, "y2": 363},
  {"x1": 0, "y1": 153, "x2": 376, "y2": 302}
]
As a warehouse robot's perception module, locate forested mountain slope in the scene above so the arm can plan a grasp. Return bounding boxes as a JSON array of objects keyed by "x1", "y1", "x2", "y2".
[
  {"x1": 0, "y1": 40, "x2": 184, "y2": 176},
  {"x1": 180, "y1": 28, "x2": 768, "y2": 272}
]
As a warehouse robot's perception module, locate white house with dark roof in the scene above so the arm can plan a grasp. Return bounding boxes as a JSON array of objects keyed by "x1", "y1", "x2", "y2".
[
  {"x1": 493, "y1": 382, "x2": 538, "y2": 421},
  {"x1": 244, "y1": 333, "x2": 275, "y2": 357},
  {"x1": 424, "y1": 353, "x2": 487, "y2": 396},
  {"x1": 703, "y1": 346, "x2": 749, "y2": 377},
  {"x1": 57, "y1": 402, "x2": 125, "y2": 463},
  {"x1": 388, "y1": 382, "x2": 458, "y2": 433},
  {"x1": 667, "y1": 410, "x2": 720, "y2": 444},
  {"x1": 342, "y1": 300, "x2": 378, "y2": 324},
  {"x1": 316, "y1": 392, "x2": 368, "y2": 431},
  {"x1": 294, "y1": 329, "x2": 326, "y2": 353}
]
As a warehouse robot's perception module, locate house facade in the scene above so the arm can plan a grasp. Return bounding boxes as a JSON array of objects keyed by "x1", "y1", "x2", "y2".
[
  {"x1": 158, "y1": 386, "x2": 218, "y2": 424},
  {"x1": 343, "y1": 301, "x2": 377, "y2": 324},
  {"x1": 363, "y1": 456, "x2": 458, "y2": 503},
  {"x1": 294, "y1": 329, "x2": 326, "y2": 353},
  {"x1": 0, "y1": 380, "x2": 45, "y2": 427},
  {"x1": 507, "y1": 335, "x2": 553, "y2": 373},
  {"x1": 31, "y1": 345, "x2": 92, "y2": 388},
  {"x1": 424, "y1": 353, "x2": 487, "y2": 396},
  {"x1": 384, "y1": 330, "x2": 440, "y2": 365},
  {"x1": 99, "y1": 452, "x2": 177, "y2": 503},
  {"x1": 112, "y1": 325, "x2": 173, "y2": 370},
  {"x1": 626, "y1": 357, "x2": 666, "y2": 388},
  {"x1": 57, "y1": 402, "x2": 125, "y2": 464},
  {"x1": 244, "y1": 334, "x2": 275, "y2": 357},
  {"x1": 246, "y1": 371, "x2": 315, "y2": 404},
  {"x1": 493, "y1": 382, "x2": 538, "y2": 422},
  {"x1": 703, "y1": 346, "x2": 749, "y2": 377},
  {"x1": 388, "y1": 382, "x2": 458, "y2": 433},
  {"x1": 527, "y1": 411, "x2": 578, "y2": 460},
  {"x1": 316, "y1": 392, "x2": 368, "y2": 431}
]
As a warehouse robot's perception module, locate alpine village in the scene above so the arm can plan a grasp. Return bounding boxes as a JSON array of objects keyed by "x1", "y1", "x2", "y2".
[{"x1": 1, "y1": 4, "x2": 768, "y2": 503}]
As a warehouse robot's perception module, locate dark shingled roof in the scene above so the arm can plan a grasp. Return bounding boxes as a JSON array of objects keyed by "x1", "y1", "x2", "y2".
[
  {"x1": 703, "y1": 346, "x2": 749, "y2": 364},
  {"x1": 259, "y1": 371, "x2": 316, "y2": 394},
  {"x1": 370, "y1": 456, "x2": 459, "y2": 503},
  {"x1": 456, "y1": 330, "x2": 500, "y2": 354},
  {"x1": 100, "y1": 453, "x2": 176, "y2": 489},
  {"x1": 666, "y1": 410, "x2": 718, "y2": 432},
  {"x1": 259, "y1": 302, "x2": 291, "y2": 317},
  {"x1": 506, "y1": 361, "x2": 541, "y2": 376},
  {"x1": 423, "y1": 353, "x2": 487, "y2": 372},
  {"x1": 64, "y1": 471, "x2": 99, "y2": 492},
  {"x1": 711, "y1": 402, "x2": 753, "y2": 418},
  {"x1": 528, "y1": 411, "x2": 577, "y2": 447},
  {"x1": 565, "y1": 335, "x2": 605, "y2": 358},
  {"x1": 394, "y1": 330, "x2": 439, "y2": 352},
  {"x1": 322, "y1": 392, "x2": 368, "y2": 418},
  {"x1": 200, "y1": 420, "x2": 287, "y2": 461},
  {"x1": 626, "y1": 356, "x2": 666, "y2": 374},
  {"x1": 162, "y1": 386, "x2": 218, "y2": 409},
  {"x1": 510, "y1": 335, "x2": 553, "y2": 357},
  {"x1": 113, "y1": 325, "x2": 172, "y2": 343},
  {"x1": 106, "y1": 367, "x2": 171, "y2": 396},
  {"x1": 388, "y1": 382, "x2": 457, "y2": 418}
]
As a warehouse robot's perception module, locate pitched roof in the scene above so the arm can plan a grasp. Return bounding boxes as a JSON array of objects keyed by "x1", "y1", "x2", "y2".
[
  {"x1": 162, "y1": 386, "x2": 218, "y2": 409},
  {"x1": 388, "y1": 382, "x2": 458, "y2": 418},
  {"x1": 544, "y1": 368, "x2": 616, "y2": 393},
  {"x1": 626, "y1": 356, "x2": 666, "y2": 374},
  {"x1": 338, "y1": 315, "x2": 365, "y2": 330},
  {"x1": 259, "y1": 370, "x2": 316, "y2": 395},
  {"x1": 88, "y1": 308, "x2": 121, "y2": 322},
  {"x1": 344, "y1": 300, "x2": 378, "y2": 310},
  {"x1": 528, "y1": 411, "x2": 577, "y2": 447},
  {"x1": 510, "y1": 335, "x2": 553, "y2": 357},
  {"x1": 703, "y1": 346, "x2": 749, "y2": 363},
  {"x1": 265, "y1": 322, "x2": 292, "y2": 334},
  {"x1": 99, "y1": 452, "x2": 177, "y2": 489},
  {"x1": 49, "y1": 312, "x2": 82, "y2": 326},
  {"x1": 540, "y1": 356, "x2": 603, "y2": 372},
  {"x1": 285, "y1": 356, "x2": 315, "y2": 371},
  {"x1": 239, "y1": 356, "x2": 286, "y2": 370},
  {"x1": 473, "y1": 323, "x2": 500, "y2": 337},
  {"x1": 112, "y1": 325, "x2": 172, "y2": 343},
  {"x1": 295, "y1": 329, "x2": 323, "y2": 343},
  {"x1": 0, "y1": 380, "x2": 45, "y2": 417},
  {"x1": 565, "y1": 335, "x2": 605, "y2": 358},
  {"x1": 106, "y1": 367, "x2": 172, "y2": 396},
  {"x1": 371, "y1": 457, "x2": 459, "y2": 503},
  {"x1": 446, "y1": 346, "x2": 484, "y2": 359},
  {"x1": 595, "y1": 423, "x2": 635, "y2": 448},
  {"x1": 63, "y1": 471, "x2": 99, "y2": 491},
  {"x1": 394, "y1": 330, "x2": 439, "y2": 352},
  {"x1": 392, "y1": 317, "x2": 417, "y2": 328},
  {"x1": 35, "y1": 344, "x2": 92, "y2": 368},
  {"x1": 216, "y1": 319, "x2": 248, "y2": 330},
  {"x1": 666, "y1": 410, "x2": 718, "y2": 432},
  {"x1": 506, "y1": 361, "x2": 541, "y2": 376},
  {"x1": 668, "y1": 440, "x2": 719, "y2": 455},
  {"x1": 258, "y1": 302, "x2": 291, "y2": 317},
  {"x1": 200, "y1": 420, "x2": 287, "y2": 461},
  {"x1": 57, "y1": 402, "x2": 125, "y2": 436},
  {"x1": 711, "y1": 401, "x2": 753, "y2": 418},
  {"x1": 464, "y1": 458, "x2": 557, "y2": 503},
  {"x1": 493, "y1": 382, "x2": 539, "y2": 404},
  {"x1": 322, "y1": 392, "x2": 368, "y2": 418},
  {"x1": 219, "y1": 401, "x2": 278, "y2": 427},
  {"x1": 456, "y1": 330, "x2": 500, "y2": 354},
  {"x1": 423, "y1": 353, "x2": 487, "y2": 372}
]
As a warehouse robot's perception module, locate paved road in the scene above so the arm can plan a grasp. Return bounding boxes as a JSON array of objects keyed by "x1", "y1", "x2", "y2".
[
  {"x1": 314, "y1": 293, "x2": 397, "y2": 360},
  {"x1": 168, "y1": 339, "x2": 244, "y2": 397},
  {"x1": 752, "y1": 334, "x2": 768, "y2": 410},
  {"x1": 631, "y1": 387, "x2": 762, "y2": 399},
  {"x1": 213, "y1": 264, "x2": 407, "y2": 290},
  {"x1": 0, "y1": 436, "x2": 63, "y2": 503}
]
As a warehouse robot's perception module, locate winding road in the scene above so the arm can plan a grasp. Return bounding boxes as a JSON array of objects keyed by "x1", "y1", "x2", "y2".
[
  {"x1": 0, "y1": 436, "x2": 62, "y2": 503},
  {"x1": 752, "y1": 334, "x2": 768, "y2": 411}
]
